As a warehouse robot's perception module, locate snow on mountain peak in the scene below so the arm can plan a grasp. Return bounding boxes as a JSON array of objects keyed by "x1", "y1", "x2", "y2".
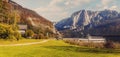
[{"x1": 55, "y1": 10, "x2": 120, "y2": 31}]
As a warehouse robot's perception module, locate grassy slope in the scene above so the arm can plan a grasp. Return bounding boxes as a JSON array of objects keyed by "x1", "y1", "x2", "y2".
[{"x1": 0, "y1": 40, "x2": 120, "y2": 57}]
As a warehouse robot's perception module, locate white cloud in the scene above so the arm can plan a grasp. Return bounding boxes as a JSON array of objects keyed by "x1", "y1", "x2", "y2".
[
  {"x1": 49, "y1": 0, "x2": 63, "y2": 6},
  {"x1": 34, "y1": 0, "x2": 97, "y2": 21},
  {"x1": 34, "y1": 0, "x2": 119, "y2": 22},
  {"x1": 96, "y1": 0, "x2": 113, "y2": 9},
  {"x1": 13, "y1": 0, "x2": 120, "y2": 22},
  {"x1": 34, "y1": 0, "x2": 69, "y2": 21},
  {"x1": 95, "y1": 0, "x2": 120, "y2": 11},
  {"x1": 101, "y1": 0, "x2": 113, "y2": 6},
  {"x1": 64, "y1": 0, "x2": 93, "y2": 8},
  {"x1": 34, "y1": 0, "x2": 64, "y2": 12},
  {"x1": 109, "y1": 5, "x2": 118, "y2": 10}
]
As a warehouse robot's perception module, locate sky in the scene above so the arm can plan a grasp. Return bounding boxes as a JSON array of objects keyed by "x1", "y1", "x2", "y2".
[{"x1": 12, "y1": 0, "x2": 120, "y2": 22}]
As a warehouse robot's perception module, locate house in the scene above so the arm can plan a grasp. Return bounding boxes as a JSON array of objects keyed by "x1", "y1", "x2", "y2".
[
  {"x1": 18, "y1": 25, "x2": 27, "y2": 34},
  {"x1": 78, "y1": 34, "x2": 106, "y2": 43},
  {"x1": 63, "y1": 34, "x2": 106, "y2": 43}
]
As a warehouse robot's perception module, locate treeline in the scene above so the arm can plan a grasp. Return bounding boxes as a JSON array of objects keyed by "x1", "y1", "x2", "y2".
[
  {"x1": 30, "y1": 26, "x2": 56, "y2": 39},
  {"x1": 64, "y1": 40, "x2": 120, "y2": 49},
  {"x1": 60, "y1": 29, "x2": 86, "y2": 38}
]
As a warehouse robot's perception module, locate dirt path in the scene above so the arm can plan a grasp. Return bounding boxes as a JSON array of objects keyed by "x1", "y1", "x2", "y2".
[{"x1": 0, "y1": 40, "x2": 49, "y2": 46}]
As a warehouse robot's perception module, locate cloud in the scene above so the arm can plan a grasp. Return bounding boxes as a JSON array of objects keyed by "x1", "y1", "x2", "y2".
[
  {"x1": 12, "y1": 0, "x2": 120, "y2": 22},
  {"x1": 34, "y1": 0, "x2": 69, "y2": 21},
  {"x1": 101, "y1": 0, "x2": 113, "y2": 6},
  {"x1": 49, "y1": 0, "x2": 63, "y2": 6},
  {"x1": 34, "y1": 0, "x2": 64, "y2": 12},
  {"x1": 95, "y1": 0, "x2": 120, "y2": 11},
  {"x1": 96, "y1": 0, "x2": 113, "y2": 9},
  {"x1": 64, "y1": 0, "x2": 93, "y2": 8},
  {"x1": 34, "y1": 0, "x2": 119, "y2": 22},
  {"x1": 109, "y1": 5, "x2": 118, "y2": 10}
]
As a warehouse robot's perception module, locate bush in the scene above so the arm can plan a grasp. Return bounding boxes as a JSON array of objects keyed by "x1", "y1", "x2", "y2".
[
  {"x1": 64, "y1": 40, "x2": 120, "y2": 49},
  {"x1": 30, "y1": 26, "x2": 56, "y2": 38},
  {"x1": 64, "y1": 39, "x2": 105, "y2": 48},
  {"x1": 24, "y1": 30, "x2": 34, "y2": 38},
  {"x1": 114, "y1": 42, "x2": 120, "y2": 49},
  {"x1": 38, "y1": 34, "x2": 44, "y2": 39},
  {"x1": 0, "y1": 24, "x2": 21, "y2": 40},
  {"x1": 33, "y1": 33, "x2": 49, "y2": 39},
  {"x1": 14, "y1": 31, "x2": 22, "y2": 40},
  {"x1": 104, "y1": 41, "x2": 115, "y2": 49}
]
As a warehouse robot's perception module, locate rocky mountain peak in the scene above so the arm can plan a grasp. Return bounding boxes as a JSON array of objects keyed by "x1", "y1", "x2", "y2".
[{"x1": 55, "y1": 10, "x2": 120, "y2": 37}]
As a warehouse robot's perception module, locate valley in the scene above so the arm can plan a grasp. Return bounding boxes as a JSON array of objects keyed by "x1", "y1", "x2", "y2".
[
  {"x1": 0, "y1": 39, "x2": 120, "y2": 57},
  {"x1": 0, "y1": 0, "x2": 120, "y2": 57}
]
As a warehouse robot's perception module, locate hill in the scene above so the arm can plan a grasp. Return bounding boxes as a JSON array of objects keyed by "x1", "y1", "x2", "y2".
[{"x1": 0, "y1": 0, "x2": 57, "y2": 39}]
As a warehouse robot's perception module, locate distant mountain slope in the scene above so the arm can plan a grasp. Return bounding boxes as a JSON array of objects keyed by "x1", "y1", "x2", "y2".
[
  {"x1": 10, "y1": 1, "x2": 52, "y2": 27},
  {"x1": 1, "y1": 0, "x2": 57, "y2": 37},
  {"x1": 55, "y1": 10, "x2": 120, "y2": 37}
]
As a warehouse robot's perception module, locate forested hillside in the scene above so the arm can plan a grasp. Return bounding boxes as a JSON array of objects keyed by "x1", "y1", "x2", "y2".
[{"x1": 0, "y1": 0, "x2": 57, "y2": 40}]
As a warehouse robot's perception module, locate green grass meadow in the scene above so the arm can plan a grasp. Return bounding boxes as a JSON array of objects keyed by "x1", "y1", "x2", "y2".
[{"x1": 0, "y1": 40, "x2": 120, "y2": 57}]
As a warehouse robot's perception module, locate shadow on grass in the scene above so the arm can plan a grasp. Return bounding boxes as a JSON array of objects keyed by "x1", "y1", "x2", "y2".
[{"x1": 43, "y1": 46, "x2": 120, "y2": 54}]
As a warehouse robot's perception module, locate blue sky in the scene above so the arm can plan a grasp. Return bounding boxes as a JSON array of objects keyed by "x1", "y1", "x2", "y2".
[{"x1": 12, "y1": 0, "x2": 120, "y2": 22}]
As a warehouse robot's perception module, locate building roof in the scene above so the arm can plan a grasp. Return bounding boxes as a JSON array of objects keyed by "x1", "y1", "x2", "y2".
[
  {"x1": 18, "y1": 25, "x2": 27, "y2": 30},
  {"x1": 18, "y1": 30, "x2": 26, "y2": 34}
]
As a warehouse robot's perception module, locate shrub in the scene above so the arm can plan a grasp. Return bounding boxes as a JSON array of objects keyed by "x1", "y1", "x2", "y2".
[
  {"x1": 24, "y1": 30, "x2": 34, "y2": 38},
  {"x1": 114, "y1": 42, "x2": 120, "y2": 49},
  {"x1": 64, "y1": 40, "x2": 120, "y2": 49},
  {"x1": 14, "y1": 31, "x2": 22, "y2": 41},
  {"x1": 104, "y1": 41, "x2": 120, "y2": 49},
  {"x1": 0, "y1": 24, "x2": 21, "y2": 40},
  {"x1": 33, "y1": 33, "x2": 49, "y2": 39},
  {"x1": 64, "y1": 39, "x2": 105, "y2": 48}
]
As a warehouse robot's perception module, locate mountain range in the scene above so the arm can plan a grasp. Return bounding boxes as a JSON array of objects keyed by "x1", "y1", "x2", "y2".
[{"x1": 55, "y1": 10, "x2": 120, "y2": 37}]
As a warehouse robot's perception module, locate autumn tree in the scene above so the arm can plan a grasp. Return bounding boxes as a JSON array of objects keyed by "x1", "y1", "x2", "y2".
[
  {"x1": 0, "y1": 24, "x2": 21, "y2": 40},
  {"x1": 24, "y1": 30, "x2": 34, "y2": 38}
]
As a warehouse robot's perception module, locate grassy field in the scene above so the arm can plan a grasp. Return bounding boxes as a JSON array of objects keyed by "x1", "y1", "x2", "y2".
[
  {"x1": 0, "y1": 39, "x2": 44, "y2": 45},
  {"x1": 0, "y1": 39, "x2": 120, "y2": 57}
]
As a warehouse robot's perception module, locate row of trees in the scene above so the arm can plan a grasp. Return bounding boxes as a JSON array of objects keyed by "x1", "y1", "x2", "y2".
[{"x1": 30, "y1": 26, "x2": 56, "y2": 39}]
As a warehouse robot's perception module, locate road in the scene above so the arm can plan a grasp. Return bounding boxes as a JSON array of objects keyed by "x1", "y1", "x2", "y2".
[{"x1": 0, "y1": 40, "x2": 49, "y2": 46}]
